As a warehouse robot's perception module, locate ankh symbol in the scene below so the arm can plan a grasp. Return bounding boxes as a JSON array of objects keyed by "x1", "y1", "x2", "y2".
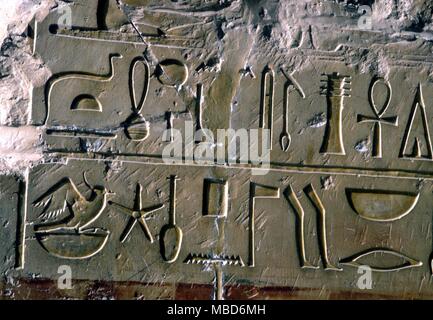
[{"x1": 357, "y1": 77, "x2": 398, "y2": 158}]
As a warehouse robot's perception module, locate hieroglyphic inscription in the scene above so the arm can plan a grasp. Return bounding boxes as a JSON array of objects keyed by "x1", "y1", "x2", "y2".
[
  {"x1": 279, "y1": 68, "x2": 306, "y2": 152},
  {"x1": 340, "y1": 249, "x2": 422, "y2": 272},
  {"x1": 285, "y1": 184, "x2": 340, "y2": 271},
  {"x1": 357, "y1": 77, "x2": 398, "y2": 158},
  {"x1": 160, "y1": 175, "x2": 183, "y2": 264},
  {"x1": 12, "y1": 0, "x2": 433, "y2": 300},
  {"x1": 346, "y1": 189, "x2": 420, "y2": 222},
  {"x1": 248, "y1": 183, "x2": 280, "y2": 267},
  {"x1": 320, "y1": 73, "x2": 351, "y2": 155},
  {"x1": 109, "y1": 183, "x2": 164, "y2": 243},
  {"x1": 400, "y1": 84, "x2": 433, "y2": 160},
  {"x1": 259, "y1": 66, "x2": 275, "y2": 150},
  {"x1": 32, "y1": 174, "x2": 113, "y2": 259}
]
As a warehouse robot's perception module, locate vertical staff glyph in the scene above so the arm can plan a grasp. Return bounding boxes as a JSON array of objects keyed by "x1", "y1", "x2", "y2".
[{"x1": 320, "y1": 73, "x2": 352, "y2": 155}]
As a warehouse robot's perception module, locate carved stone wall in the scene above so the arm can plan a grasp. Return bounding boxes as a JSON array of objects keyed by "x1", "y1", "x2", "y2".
[{"x1": 1, "y1": 0, "x2": 433, "y2": 300}]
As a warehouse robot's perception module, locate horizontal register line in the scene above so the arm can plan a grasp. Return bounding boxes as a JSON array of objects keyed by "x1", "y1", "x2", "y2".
[{"x1": 43, "y1": 150, "x2": 433, "y2": 181}]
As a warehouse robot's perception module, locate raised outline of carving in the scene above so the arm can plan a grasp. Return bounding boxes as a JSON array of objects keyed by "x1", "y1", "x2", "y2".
[
  {"x1": 49, "y1": 25, "x2": 204, "y2": 50},
  {"x1": 160, "y1": 175, "x2": 183, "y2": 263},
  {"x1": 319, "y1": 73, "x2": 351, "y2": 155},
  {"x1": 185, "y1": 253, "x2": 245, "y2": 300},
  {"x1": 71, "y1": 94, "x2": 103, "y2": 112},
  {"x1": 44, "y1": 53, "x2": 123, "y2": 126},
  {"x1": 346, "y1": 188, "x2": 420, "y2": 222},
  {"x1": 165, "y1": 111, "x2": 175, "y2": 143},
  {"x1": 33, "y1": 173, "x2": 114, "y2": 259},
  {"x1": 388, "y1": 53, "x2": 433, "y2": 68},
  {"x1": 46, "y1": 128, "x2": 118, "y2": 139},
  {"x1": 97, "y1": 0, "x2": 109, "y2": 30},
  {"x1": 296, "y1": 46, "x2": 348, "y2": 63},
  {"x1": 109, "y1": 183, "x2": 164, "y2": 243},
  {"x1": 45, "y1": 152, "x2": 433, "y2": 182},
  {"x1": 284, "y1": 185, "x2": 318, "y2": 269},
  {"x1": 202, "y1": 178, "x2": 228, "y2": 218},
  {"x1": 36, "y1": 228, "x2": 110, "y2": 260},
  {"x1": 34, "y1": 173, "x2": 113, "y2": 233},
  {"x1": 304, "y1": 184, "x2": 342, "y2": 271},
  {"x1": 259, "y1": 65, "x2": 275, "y2": 150},
  {"x1": 15, "y1": 178, "x2": 28, "y2": 269},
  {"x1": 144, "y1": 2, "x2": 235, "y2": 17},
  {"x1": 124, "y1": 56, "x2": 151, "y2": 142},
  {"x1": 280, "y1": 68, "x2": 306, "y2": 152},
  {"x1": 399, "y1": 83, "x2": 433, "y2": 160},
  {"x1": 129, "y1": 57, "x2": 150, "y2": 115},
  {"x1": 156, "y1": 59, "x2": 189, "y2": 88},
  {"x1": 248, "y1": 183, "x2": 280, "y2": 267},
  {"x1": 340, "y1": 248, "x2": 423, "y2": 272},
  {"x1": 162, "y1": 110, "x2": 192, "y2": 143},
  {"x1": 184, "y1": 253, "x2": 245, "y2": 267},
  {"x1": 357, "y1": 77, "x2": 398, "y2": 158},
  {"x1": 194, "y1": 83, "x2": 207, "y2": 144},
  {"x1": 280, "y1": 83, "x2": 292, "y2": 151}
]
